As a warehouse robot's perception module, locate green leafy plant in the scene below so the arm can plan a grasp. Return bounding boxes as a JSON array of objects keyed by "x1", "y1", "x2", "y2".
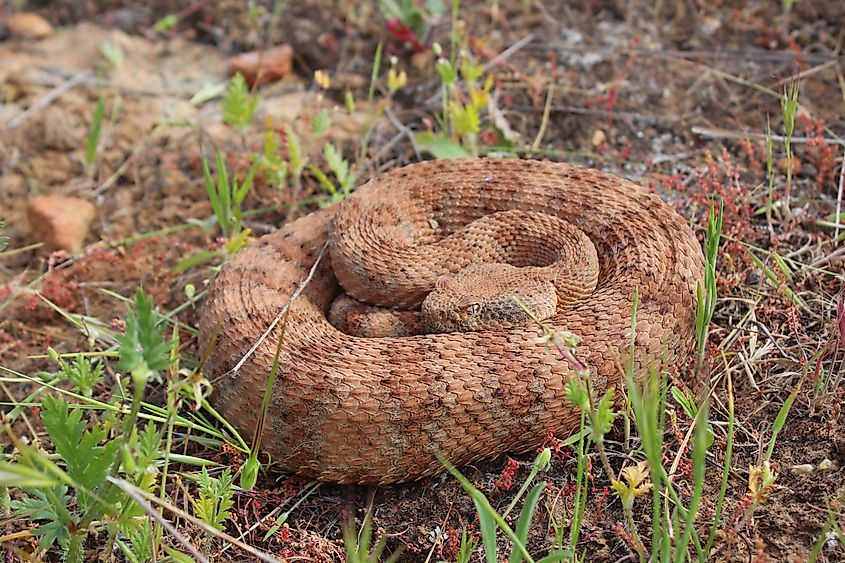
[
  {"x1": 622, "y1": 231, "x2": 711, "y2": 561},
  {"x1": 41, "y1": 396, "x2": 121, "y2": 513},
  {"x1": 379, "y1": 0, "x2": 447, "y2": 51},
  {"x1": 117, "y1": 288, "x2": 170, "y2": 383},
  {"x1": 259, "y1": 119, "x2": 288, "y2": 187},
  {"x1": 695, "y1": 201, "x2": 723, "y2": 375},
  {"x1": 46, "y1": 349, "x2": 104, "y2": 398},
  {"x1": 99, "y1": 40, "x2": 125, "y2": 70},
  {"x1": 7, "y1": 397, "x2": 164, "y2": 562},
  {"x1": 202, "y1": 150, "x2": 259, "y2": 240},
  {"x1": 310, "y1": 143, "x2": 355, "y2": 206},
  {"x1": 192, "y1": 466, "x2": 235, "y2": 532},
  {"x1": 414, "y1": 14, "x2": 497, "y2": 159},
  {"x1": 452, "y1": 528, "x2": 479, "y2": 563},
  {"x1": 223, "y1": 72, "x2": 259, "y2": 136},
  {"x1": 623, "y1": 297, "x2": 724, "y2": 562},
  {"x1": 0, "y1": 288, "x2": 180, "y2": 562},
  {"x1": 343, "y1": 508, "x2": 404, "y2": 563},
  {"x1": 153, "y1": 13, "x2": 180, "y2": 33}
]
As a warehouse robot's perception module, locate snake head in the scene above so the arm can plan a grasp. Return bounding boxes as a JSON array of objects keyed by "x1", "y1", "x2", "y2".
[{"x1": 421, "y1": 264, "x2": 558, "y2": 333}]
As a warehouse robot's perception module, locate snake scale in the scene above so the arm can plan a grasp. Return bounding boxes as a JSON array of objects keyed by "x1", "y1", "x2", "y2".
[{"x1": 199, "y1": 158, "x2": 704, "y2": 484}]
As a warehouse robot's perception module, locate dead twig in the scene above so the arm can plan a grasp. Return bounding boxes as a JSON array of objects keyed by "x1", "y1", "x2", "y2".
[
  {"x1": 4, "y1": 71, "x2": 92, "y2": 132},
  {"x1": 530, "y1": 82, "x2": 555, "y2": 151},
  {"x1": 382, "y1": 107, "x2": 422, "y2": 162},
  {"x1": 223, "y1": 240, "x2": 329, "y2": 380},
  {"x1": 692, "y1": 126, "x2": 845, "y2": 146},
  {"x1": 108, "y1": 477, "x2": 210, "y2": 563},
  {"x1": 774, "y1": 60, "x2": 839, "y2": 87},
  {"x1": 425, "y1": 33, "x2": 535, "y2": 106},
  {"x1": 108, "y1": 477, "x2": 284, "y2": 563},
  {"x1": 482, "y1": 33, "x2": 536, "y2": 73}
]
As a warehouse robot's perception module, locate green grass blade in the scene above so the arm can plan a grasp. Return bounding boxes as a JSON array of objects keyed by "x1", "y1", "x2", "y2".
[
  {"x1": 675, "y1": 399, "x2": 710, "y2": 562},
  {"x1": 475, "y1": 494, "x2": 499, "y2": 563},
  {"x1": 535, "y1": 551, "x2": 574, "y2": 563},
  {"x1": 85, "y1": 95, "x2": 106, "y2": 168},
  {"x1": 235, "y1": 155, "x2": 260, "y2": 205},
  {"x1": 215, "y1": 151, "x2": 231, "y2": 232},
  {"x1": 202, "y1": 154, "x2": 225, "y2": 232},
  {"x1": 0, "y1": 461, "x2": 60, "y2": 488},
  {"x1": 765, "y1": 381, "x2": 800, "y2": 462},
  {"x1": 508, "y1": 482, "x2": 545, "y2": 563},
  {"x1": 705, "y1": 373, "x2": 735, "y2": 556},
  {"x1": 438, "y1": 453, "x2": 536, "y2": 563}
]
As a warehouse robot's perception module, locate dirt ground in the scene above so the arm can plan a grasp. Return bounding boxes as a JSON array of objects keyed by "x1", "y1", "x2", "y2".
[{"x1": 1, "y1": 1, "x2": 844, "y2": 561}]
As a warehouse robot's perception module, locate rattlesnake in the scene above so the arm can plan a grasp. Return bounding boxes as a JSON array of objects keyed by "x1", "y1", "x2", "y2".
[{"x1": 199, "y1": 158, "x2": 704, "y2": 484}]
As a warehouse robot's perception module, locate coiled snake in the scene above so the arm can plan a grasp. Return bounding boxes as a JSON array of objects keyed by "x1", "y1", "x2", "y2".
[{"x1": 199, "y1": 158, "x2": 704, "y2": 484}]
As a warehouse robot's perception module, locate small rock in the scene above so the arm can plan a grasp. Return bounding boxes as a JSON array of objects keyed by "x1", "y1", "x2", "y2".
[
  {"x1": 228, "y1": 44, "x2": 294, "y2": 87},
  {"x1": 7, "y1": 12, "x2": 54, "y2": 39},
  {"x1": 591, "y1": 129, "x2": 607, "y2": 147},
  {"x1": 26, "y1": 195, "x2": 96, "y2": 253}
]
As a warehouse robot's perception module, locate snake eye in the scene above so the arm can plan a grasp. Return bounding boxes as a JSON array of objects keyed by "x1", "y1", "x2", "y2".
[{"x1": 466, "y1": 304, "x2": 481, "y2": 316}]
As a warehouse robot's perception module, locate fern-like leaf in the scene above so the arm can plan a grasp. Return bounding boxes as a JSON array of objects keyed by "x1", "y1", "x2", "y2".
[
  {"x1": 10, "y1": 486, "x2": 72, "y2": 553},
  {"x1": 193, "y1": 466, "x2": 235, "y2": 531},
  {"x1": 40, "y1": 395, "x2": 120, "y2": 513},
  {"x1": 117, "y1": 288, "x2": 170, "y2": 380},
  {"x1": 223, "y1": 73, "x2": 258, "y2": 134}
]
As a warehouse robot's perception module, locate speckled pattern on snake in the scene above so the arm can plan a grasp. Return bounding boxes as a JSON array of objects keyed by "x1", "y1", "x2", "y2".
[{"x1": 199, "y1": 158, "x2": 705, "y2": 484}]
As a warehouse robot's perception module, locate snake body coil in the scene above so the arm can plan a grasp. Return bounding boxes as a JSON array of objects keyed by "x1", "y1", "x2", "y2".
[{"x1": 199, "y1": 159, "x2": 704, "y2": 484}]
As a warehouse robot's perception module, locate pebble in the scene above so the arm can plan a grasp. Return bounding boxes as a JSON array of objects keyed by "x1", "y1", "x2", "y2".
[
  {"x1": 26, "y1": 195, "x2": 96, "y2": 253},
  {"x1": 6, "y1": 12, "x2": 54, "y2": 39},
  {"x1": 228, "y1": 44, "x2": 294, "y2": 87}
]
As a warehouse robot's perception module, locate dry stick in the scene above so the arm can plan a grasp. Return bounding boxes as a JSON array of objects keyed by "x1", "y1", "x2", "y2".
[
  {"x1": 541, "y1": 44, "x2": 843, "y2": 65},
  {"x1": 704, "y1": 64, "x2": 843, "y2": 144},
  {"x1": 108, "y1": 477, "x2": 285, "y2": 563},
  {"x1": 0, "y1": 381, "x2": 38, "y2": 444},
  {"x1": 482, "y1": 33, "x2": 536, "y2": 73},
  {"x1": 747, "y1": 320, "x2": 801, "y2": 364},
  {"x1": 692, "y1": 126, "x2": 845, "y2": 146},
  {"x1": 530, "y1": 81, "x2": 555, "y2": 151},
  {"x1": 836, "y1": 145, "x2": 845, "y2": 241},
  {"x1": 424, "y1": 33, "x2": 535, "y2": 106},
  {"x1": 774, "y1": 59, "x2": 839, "y2": 87},
  {"x1": 511, "y1": 103, "x2": 676, "y2": 125},
  {"x1": 374, "y1": 129, "x2": 410, "y2": 162},
  {"x1": 4, "y1": 71, "x2": 92, "y2": 132},
  {"x1": 811, "y1": 245, "x2": 845, "y2": 268},
  {"x1": 31, "y1": 65, "x2": 182, "y2": 98},
  {"x1": 217, "y1": 482, "x2": 320, "y2": 557},
  {"x1": 422, "y1": 503, "x2": 454, "y2": 563},
  {"x1": 107, "y1": 478, "x2": 210, "y2": 563},
  {"x1": 0, "y1": 530, "x2": 32, "y2": 543},
  {"x1": 227, "y1": 241, "x2": 329, "y2": 378},
  {"x1": 383, "y1": 107, "x2": 422, "y2": 161}
]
